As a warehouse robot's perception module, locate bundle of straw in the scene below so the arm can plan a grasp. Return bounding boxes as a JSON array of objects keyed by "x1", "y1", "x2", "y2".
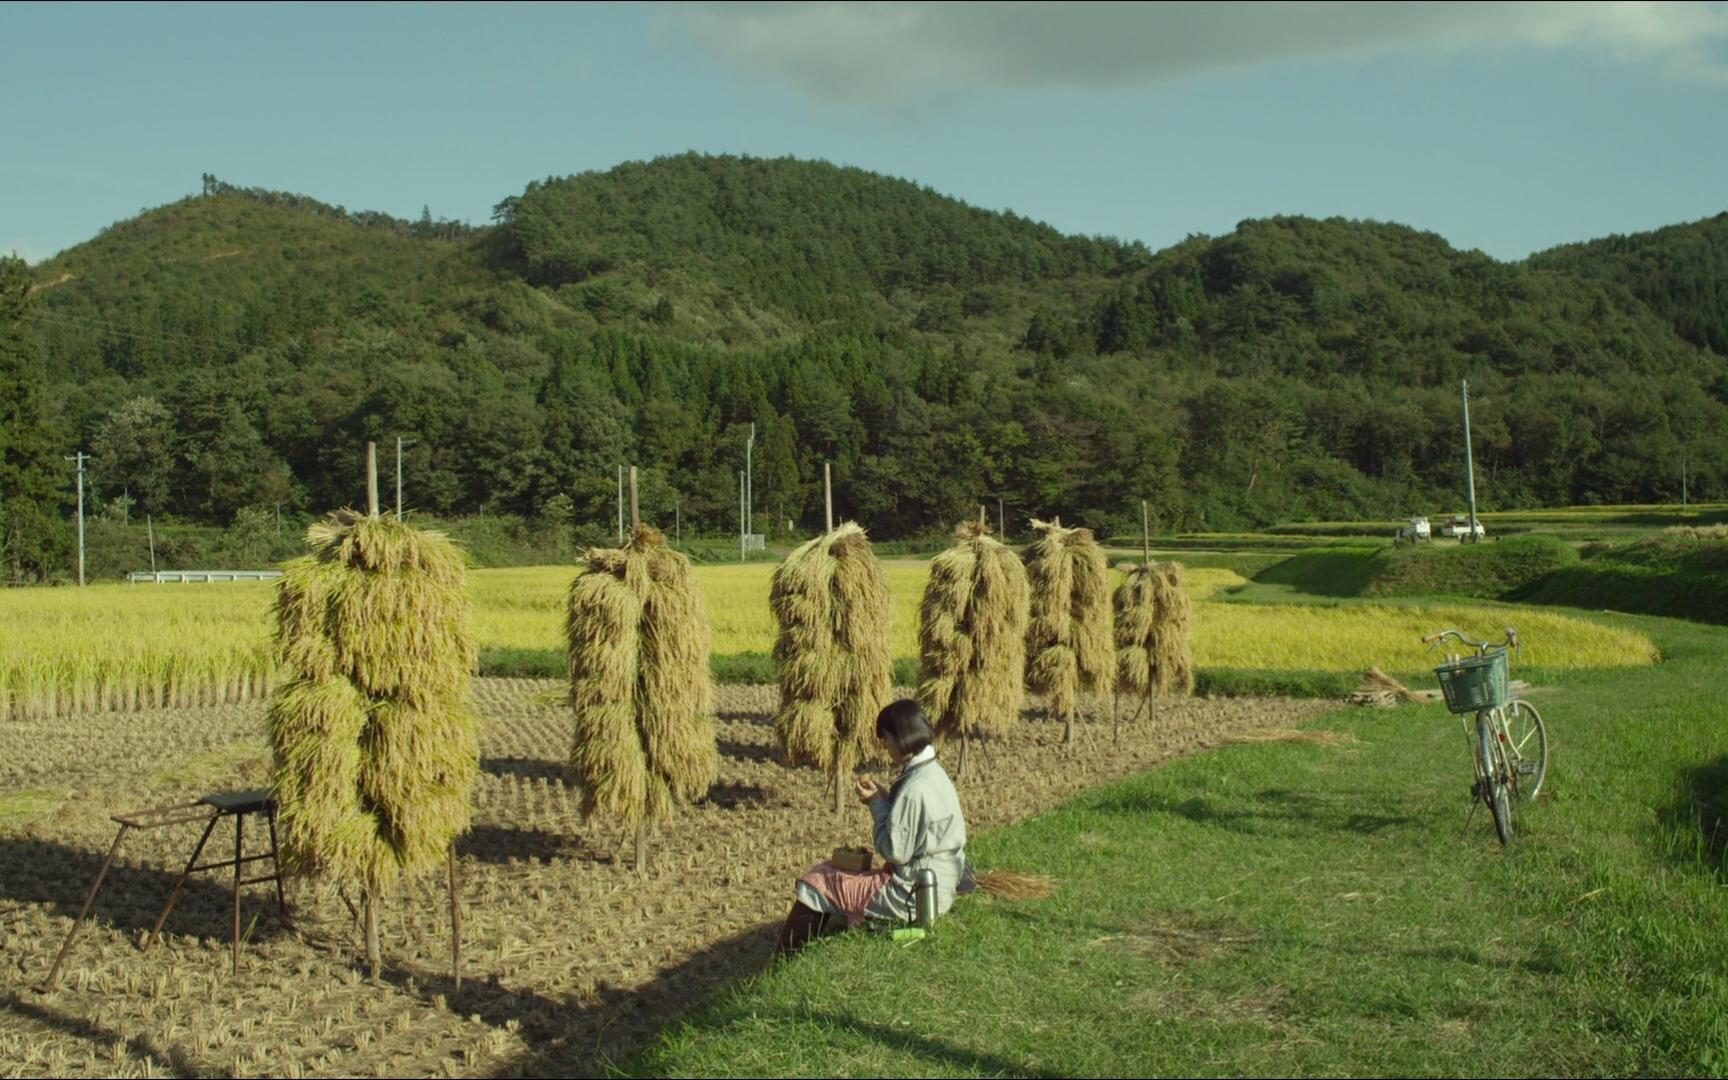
[
  {"x1": 566, "y1": 525, "x2": 717, "y2": 847},
  {"x1": 268, "y1": 511, "x2": 477, "y2": 899},
  {"x1": 1022, "y1": 518, "x2": 1114, "y2": 740},
  {"x1": 1113, "y1": 563, "x2": 1159, "y2": 699},
  {"x1": 975, "y1": 868, "x2": 1056, "y2": 901},
  {"x1": 917, "y1": 521, "x2": 1030, "y2": 760},
  {"x1": 1152, "y1": 562, "x2": 1195, "y2": 696},
  {"x1": 771, "y1": 523, "x2": 892, "y2": 808}
]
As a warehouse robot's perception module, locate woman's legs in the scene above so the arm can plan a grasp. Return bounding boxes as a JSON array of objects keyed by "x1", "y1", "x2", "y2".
[{"x1": 775, "y1": 901, "x2": 840, "y2": 958}]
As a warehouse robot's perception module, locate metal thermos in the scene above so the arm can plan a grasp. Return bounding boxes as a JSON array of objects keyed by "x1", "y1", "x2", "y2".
[{"x1": 914, "y1": 868, "x2": 938, "y2": 930}]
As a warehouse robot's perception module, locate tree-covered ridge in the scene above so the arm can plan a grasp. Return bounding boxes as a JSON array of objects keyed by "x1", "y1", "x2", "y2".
[
  {"x1": 1080, "y1": 215, "x2": 1711, "y2": 381},
  {"x1": 496, "y1": 152, "x2": 1143, "y2": 326},
  {"x1": 1527, "y1": 212, "x2": 1728, "y2": 357},
  {"x1": 7, "y1": 154, "x2": 1727, "y2": 573},
  {"x1": 32, "y1": 190, "x2": 501, "y2": 385}
]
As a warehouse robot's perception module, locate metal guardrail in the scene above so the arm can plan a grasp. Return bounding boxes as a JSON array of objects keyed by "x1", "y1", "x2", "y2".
[{"x1": 128, "y1": 570, "x2": 285, "y2": 584}]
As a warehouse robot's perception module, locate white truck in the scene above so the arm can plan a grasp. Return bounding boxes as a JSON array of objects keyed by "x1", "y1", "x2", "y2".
[
  {"x1": 1438, "y1": 514, "x2": 1486, "y2": 541},
  {"x1": 1394, "y1": 516, "x2": 1431, "y2": 546}
]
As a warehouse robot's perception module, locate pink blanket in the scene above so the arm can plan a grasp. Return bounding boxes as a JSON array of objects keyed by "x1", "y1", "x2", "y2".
[{"x1": 798, "y1": 861, "x2": 892, "y2": 927}]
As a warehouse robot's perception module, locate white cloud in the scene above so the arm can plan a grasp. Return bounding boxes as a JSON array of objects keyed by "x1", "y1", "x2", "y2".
[{"x1": 667, "y1": 1, "x2": 1728, "y2": 104}]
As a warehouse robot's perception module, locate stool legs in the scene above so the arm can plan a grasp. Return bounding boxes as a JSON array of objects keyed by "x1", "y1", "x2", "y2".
[
  {"x1": 39, "y1": 824, "x2": 131, "y2": 991},
  {"x1": 232, "y1": 812, "x2": 244, "y2": 975},
  {"x1": 266, "y1": 805, "x2": 287, "y2": 914},
  {"x1": 146, "y1": 813, "x2": 220, "y2": 951}
]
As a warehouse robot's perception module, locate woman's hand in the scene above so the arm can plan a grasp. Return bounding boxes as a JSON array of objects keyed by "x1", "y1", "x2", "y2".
[{"x1": 855, "y1": 776, "x2": 884, "y2": 804}]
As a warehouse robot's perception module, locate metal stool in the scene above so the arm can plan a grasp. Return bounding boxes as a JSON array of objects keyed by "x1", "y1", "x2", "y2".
[{"x1": 39, "y1": 788, "x2": 286, "y2": 990}]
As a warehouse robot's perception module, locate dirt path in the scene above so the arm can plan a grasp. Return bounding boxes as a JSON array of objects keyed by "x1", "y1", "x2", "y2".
[{"x1": 0, "y1": 682, "x2": 1331, "y2": 1078}]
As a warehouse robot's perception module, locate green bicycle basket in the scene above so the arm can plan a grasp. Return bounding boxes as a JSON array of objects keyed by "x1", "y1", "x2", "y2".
[{"x1": 1433, "y1": 650, "x2": 1510, "y2": 714}]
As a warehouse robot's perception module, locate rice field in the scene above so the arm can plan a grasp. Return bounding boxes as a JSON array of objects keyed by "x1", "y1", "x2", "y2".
[
  {"x1": 0, "y1": 560, "x2": 1656, "y2": 721},
  {"x1": 0, "y1": 583, "x2": 276, "y2": 720}
]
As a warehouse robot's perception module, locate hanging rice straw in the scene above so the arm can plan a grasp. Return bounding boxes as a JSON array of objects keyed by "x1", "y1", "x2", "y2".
[
  {"x1": 1153, "y1": 562, "x2": 1196, "y2": 696},
  {"x1": 268, "y1": 511, "x2": 477, "y2": 903},
  {"x1": 917, "y1": 521, "x2": 1030, "y2": 775},
  {"x1": 771, "y1": 522, "x2": 892, "y2": 811},
  {"x1": 567, "y1": 524, "x2": 717, "y2": 872},
  {"x1": 1023, "y1": 518, "x2": 1114, "y2": 744}
]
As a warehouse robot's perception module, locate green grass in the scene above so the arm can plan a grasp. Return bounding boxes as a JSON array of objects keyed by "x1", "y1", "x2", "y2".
[
  {"x1": 1239, "y1": 538, "x2": 1578, "y2": 604},
  {"x1": 1514, "y1": 536, "x2": 1728, "y2": 626},
  {"x1": 1193, "y1": 667, "x2": 1359, "y2": 699},
  {"x1": 1100, "y1": 550, "x2": 1293, "y2": 577},
  {"x1": 1369, "y1": 536, "x2": 1580, "y2": 600},
  {"x1": 1245, "y1": 545, "x2": 1387, "y2": 598},
  {"x1": 628, "y1": 612, "x2": 1728, "y2": 1077},
  {"x1": 1267, "y1": 505, "x2": 1728, "y2": 545},
  {"x1": 0, "y1": 789, "x2": 64, "y2": 826}
]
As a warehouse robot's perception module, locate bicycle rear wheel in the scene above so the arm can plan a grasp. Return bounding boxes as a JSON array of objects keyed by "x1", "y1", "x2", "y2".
[
  {"x1": 1501, "y1": 699, "x2": 1549, "y2": 800},
  {"x1": 1477, "y1": 714, "x2": 1512, "y2": 844}
]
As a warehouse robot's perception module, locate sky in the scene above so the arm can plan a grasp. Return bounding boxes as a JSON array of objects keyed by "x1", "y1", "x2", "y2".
[{"x1": 3, "y1": 1, "x2": 1727, "y2": 265}]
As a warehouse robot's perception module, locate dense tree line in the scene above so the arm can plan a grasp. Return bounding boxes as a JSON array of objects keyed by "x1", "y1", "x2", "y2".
[{"x1": 5, "y1": 155, "x2": 1726, "y2": 578}]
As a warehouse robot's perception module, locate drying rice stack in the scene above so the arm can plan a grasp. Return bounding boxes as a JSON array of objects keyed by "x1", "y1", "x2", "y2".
[
  {"x1": 268, "y1": 511, "x2": 478, "y2": 899},
  {"x1": 1023, "y1": 518, "x2": 1114, "y2": 740},
  {"x1": 566, "y1": 524, "x2": 717, "y2": 843},
  {"x1": 770, "y1": 522, "x2": 892, "y2": 806},
  {"x1": 1113, "y1": 562, "x2": 1159, "y2": 700},
  {"x1": 1153, "y1": 562, "x2": 1196, "y2": 696},
  {"x1": 918, "y1": 520, "x2": 1030, "y2": 753}
]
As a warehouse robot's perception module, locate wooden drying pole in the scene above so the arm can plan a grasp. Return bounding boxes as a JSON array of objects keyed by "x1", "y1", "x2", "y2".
[
  {"x1": 363, "y1": 441, "x2": 381, "y2": 978},
  {"x1": 826, "y1": 463, "x2": 855, "y2": 814},
  {"x1": 1141, "y1": 500, "x2": 1155, "y2": 731},
  {"x1": 364, "y1": 441, "x2": 464, "y2": 987},
  {"x1": 1115, "y1": 500, "x2": 1155, "y2": 743},
  {"x1": 629, "y1": 465, "x2": 650, "y2": 878}
]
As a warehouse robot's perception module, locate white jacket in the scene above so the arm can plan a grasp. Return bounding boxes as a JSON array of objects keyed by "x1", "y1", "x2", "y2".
[{"x1": 864, "y1": 747, "x2": 968, "y2": 923}]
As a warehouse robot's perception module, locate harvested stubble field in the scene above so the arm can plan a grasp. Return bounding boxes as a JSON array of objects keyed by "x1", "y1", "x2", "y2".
[{"x1": 0, "y1": 679, "x2": 1328, "y2": 1078}]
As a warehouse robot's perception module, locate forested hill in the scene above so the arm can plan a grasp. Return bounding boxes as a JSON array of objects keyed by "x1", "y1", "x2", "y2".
[
  {"x1": 1527, "y1": 212, "x2": 1728, "y2": 356},
  {"x1": 8, "y1": 153, "x2": 1728, "y2": 550},
  {"x1": 495, "y1": 153, "x2": 1142, "y2": 328}
]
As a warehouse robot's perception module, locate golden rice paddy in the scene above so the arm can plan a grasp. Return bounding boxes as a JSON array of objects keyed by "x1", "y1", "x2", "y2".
[{"x1": 0, "y1": 560, "x2": 1656, "y2": 721}]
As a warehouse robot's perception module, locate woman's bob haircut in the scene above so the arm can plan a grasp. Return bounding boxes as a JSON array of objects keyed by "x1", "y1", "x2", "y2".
[{"x1": 875, "y1": 698, "x2": 934, "y2": 758}]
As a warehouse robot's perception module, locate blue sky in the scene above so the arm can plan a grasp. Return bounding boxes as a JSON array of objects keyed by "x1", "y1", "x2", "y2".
[{"x1": 4, "y1": 1, "x2": 1726, "y2": 264}]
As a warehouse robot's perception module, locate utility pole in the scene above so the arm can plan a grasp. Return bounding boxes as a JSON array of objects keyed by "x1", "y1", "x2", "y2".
[
  {"x1": 745, "y1": 423, "x2": 755, "y2": 542},
  {"x1": 395, "y1": 436, "x2": 416, "y2": 522},
  {"x1": 366, "y1": 442, "x2": 380, "y2": 518},
  {"x1": 997, "y1": 496, "x2": 1005, "y2": 538},
  {"x1": 675, "y1": 498, "x2": 681, "y2": 546},
  {"x1": 616, "y1": 465, "x2": 624, "y2": 543},
  {"x1": 824, "y1": 462, "x2": 833, "y2": 533},
  {"x1": 1460, "y1": 380, "x2": 1480, "y2": 545},
  {"x1": 65, "y1": 452, "x2": 88, "y2": 586},
  {"x1": 147, "y1": 514, "x2": 157, "y2": 574},
  {"x1": 628, "y1": 466, "x2": 639, "y2": 530},
  {"x1": 739, "y1": 470, "x2": 746, "y2": 563}
]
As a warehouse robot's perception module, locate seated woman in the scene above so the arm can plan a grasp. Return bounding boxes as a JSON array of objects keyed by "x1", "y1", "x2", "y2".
[{"x1": 776, "y1": 698, "x2": 968, "y2": 957}]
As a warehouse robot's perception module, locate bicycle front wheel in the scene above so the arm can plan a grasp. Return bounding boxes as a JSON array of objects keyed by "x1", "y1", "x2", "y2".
[
  {"x1": 1478, "y1": 714, "x2": 1512, "y2": 844},
  {"x1": 1501, "y1": 699, "x2": 1549, "y2": 800}
]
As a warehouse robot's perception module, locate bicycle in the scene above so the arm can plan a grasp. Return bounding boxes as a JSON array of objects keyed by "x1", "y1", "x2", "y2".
[{"x1": 1423, "y1": 628, "x2": 1549, "y2": 844}]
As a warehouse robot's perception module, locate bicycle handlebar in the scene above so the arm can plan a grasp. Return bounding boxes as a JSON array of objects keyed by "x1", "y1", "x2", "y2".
[{"x1": 1423, "y1": 627, "x2": 1520, "y2": 657}]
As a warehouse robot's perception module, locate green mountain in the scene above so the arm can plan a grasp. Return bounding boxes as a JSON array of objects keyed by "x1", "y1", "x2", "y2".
[
  {"x1": 9, "y1": 154, "x2": 1727, "y2": 550},
  {"x1": 1527, "y1": 212, "x2": 1728, "y2": 357}
]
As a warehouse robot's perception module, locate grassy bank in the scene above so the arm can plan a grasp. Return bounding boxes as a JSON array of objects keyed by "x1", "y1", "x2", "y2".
[
  {"x1": 629, "y1": 613, "x2": 1728, "y2": 1076},
  {"x1": 1515, "y1": 534, "x2": 1728, "y2": 626}
]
